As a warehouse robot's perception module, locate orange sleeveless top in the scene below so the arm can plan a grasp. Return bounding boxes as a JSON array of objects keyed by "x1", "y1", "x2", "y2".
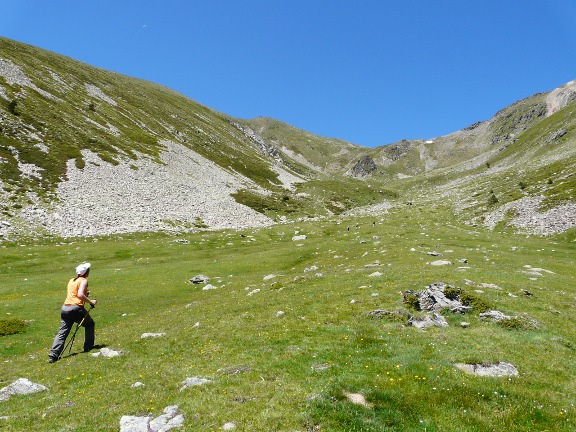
[{"x1": 64, "y1": 277, "x2": 87, "y2": 307}]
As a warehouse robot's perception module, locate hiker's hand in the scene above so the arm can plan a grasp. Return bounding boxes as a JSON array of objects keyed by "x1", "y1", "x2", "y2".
[{"x1": 90, "y1": 299, "x2": 97, "y2": 307}]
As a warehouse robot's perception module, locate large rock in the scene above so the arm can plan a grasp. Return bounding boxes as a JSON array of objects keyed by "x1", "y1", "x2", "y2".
[
  {"x1": 347, "y1": 155, "x2": 378, "y2": 178},
  {"x1": 405, "y1": 282, "x2": 465, "y2": 313},
  {"x1": 0, "y1": 378, "x2": 47, "y2": 401},
  {"x1": 410, "y1": 313, "x2": 449, "y2": 329},
  {"x1": 120, "y1": 405, "x2": 184, "y2": 432},
  {"x1": 455, "y1": 362, "x2": 519, "y2": 377}
]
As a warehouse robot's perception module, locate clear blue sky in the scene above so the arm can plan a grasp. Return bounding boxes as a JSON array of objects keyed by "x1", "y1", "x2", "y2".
[{"x1": 3, "y1": 1, "x2": 576, "y2": 147}]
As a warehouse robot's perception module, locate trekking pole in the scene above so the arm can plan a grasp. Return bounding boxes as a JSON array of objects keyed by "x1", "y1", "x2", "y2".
[{"x1": 60, "y1": 304, "x2": 94, "y2": 359}]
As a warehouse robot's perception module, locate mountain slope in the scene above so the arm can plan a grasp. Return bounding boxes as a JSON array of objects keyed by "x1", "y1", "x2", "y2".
[
  {"x1": 0, "y1": 36, "x2": 575, "y2": 240},
  {"x1": 0, "y1": 37, "x2": 388, "y2": 238}
]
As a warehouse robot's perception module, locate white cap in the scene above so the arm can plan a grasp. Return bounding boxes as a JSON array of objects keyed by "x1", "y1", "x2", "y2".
[{"x1": 76, "y1": 262, "x2": 91, "y2": 276}]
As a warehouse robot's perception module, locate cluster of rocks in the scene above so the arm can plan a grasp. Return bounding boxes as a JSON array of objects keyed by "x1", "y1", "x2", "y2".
[
  {"x1": 0, "y1": 58, "x2": 264, "y2": 239},
  {"x1": 120, "y1": 405, "x2": 184, "y2": 432},
  {"x1": 3, "y1": 141, "x2": 274, "y2": 239},
  {"x1": 0, "y1": 58, "x2": 57, "y2": 100},
  {"x1": 482, "y1": 195, "x2": 576, "y2": 236},
  {"x1": 394, "y1": 282, "x2": 535, "y2": 331},
  {"x1": 347, "y1": 155, "x2": 378, "y2": 178}
]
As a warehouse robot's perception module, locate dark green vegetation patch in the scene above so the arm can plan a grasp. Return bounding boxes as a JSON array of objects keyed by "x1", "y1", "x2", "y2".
[{"x1": 0, "y1": 318, "x2": 28, "y2": 336}]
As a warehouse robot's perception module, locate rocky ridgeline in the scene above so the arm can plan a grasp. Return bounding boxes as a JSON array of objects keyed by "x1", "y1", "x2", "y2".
[{"x1": 1, "y1": 140, "x2": 274, "y2": 239}]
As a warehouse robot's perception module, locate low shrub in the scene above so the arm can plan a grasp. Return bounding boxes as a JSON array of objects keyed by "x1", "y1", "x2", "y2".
[
  {"x1": 0, "y1": 318, "x2": 28, "y2": 336},
  {"x1": 497, "y1": 314, "x2": 539, "y2": 331},
  {"x1": 402, "y1": 292, "x2": 421, "y2": 311},
  {"x1": 460, "y1": 292, "x2": 492, "y2": 313},
  {"x1": 366, "y1": 309, "x2": 411, "y2": 325},
  {"x1": 444, "y1": 286, "x2": 461, "y2": 300}
]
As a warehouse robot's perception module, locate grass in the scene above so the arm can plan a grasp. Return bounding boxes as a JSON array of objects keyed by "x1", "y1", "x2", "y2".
[{"x1": 1, "y1": 204, "x2": 575, "y2": 431}]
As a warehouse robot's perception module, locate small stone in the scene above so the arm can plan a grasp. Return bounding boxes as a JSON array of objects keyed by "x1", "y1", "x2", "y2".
[
  {"x1": 141, "y1": 333, "x2": 166, "y2": 339},
  {"x1": 430, "y1": 260, "x2": 453, "y2": 266},
  {"x1": 343, "y1": 392, "x2": 373, "y2": 408},
  {"x1": 189, "y1": 275, "x2": 210, "y2": 284},
  {"x1": 92, "y1": 347, "x2": 124, "y2": 358},
  {"x1": 180, "y1": 377, "x2": 213, "y2": 391}
]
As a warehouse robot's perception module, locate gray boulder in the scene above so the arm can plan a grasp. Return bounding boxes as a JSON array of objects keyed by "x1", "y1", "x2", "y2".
[
  {"x1": 479, "y1": 310, "x2": 511, "y2": 322},
  {"x1": 0, "y1": 378, "x2": 47, "y2": 401},
  {"x1": 407, "y1": 282, "x2": 463, "y2": 313},
  {"x1": 180, "y1": 377, "x2": 213, "y2": 392},
  {"x1": 455, "y1": 362, "x2": 518, "y2": 377},
  {"x1": 92, "y1": 347, "x2": 124, "y2": 358},
  {"x1": 410, "y1": 313, "x2": 449, "y2": 329},
  {"x1": 120, "y1": 405, "x2": 184, "y2": 432},
  {"x1": 430, "y1": 260, "x2": 453, "y2": 266},
  {"x1": 189, "y1": 274, "x2": 210, "y2": 284}
]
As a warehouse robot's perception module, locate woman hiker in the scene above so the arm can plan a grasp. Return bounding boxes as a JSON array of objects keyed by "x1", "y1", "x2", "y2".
[{"x1": 48, "y1": 262, "x2": 98, "y2": 363}]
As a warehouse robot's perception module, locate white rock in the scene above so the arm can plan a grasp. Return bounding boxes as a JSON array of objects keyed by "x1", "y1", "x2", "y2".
[
  {"x1": 410, "y1": 313, "x2": 449, "y2": 329},
  {"x1": 149, "y1": 406, "x2": 184, "y2": 431},
  {"x1": 455, "y1": 362, "x2": 518, "y2": 377},
  {"x1": 92, "y1": 347, "x2": 124, "y2": 358},
  {"x1": 0, "y1": 378, "x2": 47, "y2": 401},
  {"x1": 429, "y1": 260, "x2": 453, "y2": 266},
  {"x1": 141, "y1": 333, "x2": 166, "y2": 339},
  {"x1": 120, "y1": 415, "x2": 151, "y2": 432},
  {"x1": 180, "y1": 377, "x2": 213, "y2": 391}
]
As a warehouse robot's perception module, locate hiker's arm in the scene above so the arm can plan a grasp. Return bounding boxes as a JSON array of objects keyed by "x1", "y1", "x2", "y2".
[{"x1": 78, "y1": 280, "x2": 97, "y2": 306}]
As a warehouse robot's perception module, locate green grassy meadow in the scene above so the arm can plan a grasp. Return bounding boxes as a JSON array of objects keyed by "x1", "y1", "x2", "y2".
[{"x1": 1, "y1": 204, "x2": 575, "y2": 431}]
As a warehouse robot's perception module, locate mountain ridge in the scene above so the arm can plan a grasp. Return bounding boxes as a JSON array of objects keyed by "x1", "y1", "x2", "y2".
[{"x1": 0, "y1": 37, "x2": 575, "y2": 240}]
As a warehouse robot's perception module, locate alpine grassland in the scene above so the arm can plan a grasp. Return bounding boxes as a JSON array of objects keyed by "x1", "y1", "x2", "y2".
[{"x1": 1, "y1": 203, "x2": 575, "y2": 431}]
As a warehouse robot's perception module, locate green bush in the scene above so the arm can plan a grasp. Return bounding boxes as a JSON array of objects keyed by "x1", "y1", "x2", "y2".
[
  {"x1": 0, "y1": 318, "x2": 28, "y2": 336},
  {"x1": 403, "y1": 292, "x2": 421, "y2": 311},
  {"x1": 487, "y1": 193, "x2": 499, "y2": 205},
  {"x1": 8, "y1": 99, "x2": 18, "y2": 115},
  {"x1": 444, "y1": 286, "x2": 461, "y2": 300},
  {"x1": 366, "y1": 309, "x2": 411, "y2": 325},
  {"x1": 460, "y1": 292, "x2": 492, "y2": 313},
  {"x1": 497, "y1": 315, "x2": 539, "y2": 331}
]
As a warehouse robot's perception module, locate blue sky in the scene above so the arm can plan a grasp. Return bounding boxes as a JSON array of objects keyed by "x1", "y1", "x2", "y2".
[{"x1": 3, "y1": 1, "x2": 576, "y2": 147}]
